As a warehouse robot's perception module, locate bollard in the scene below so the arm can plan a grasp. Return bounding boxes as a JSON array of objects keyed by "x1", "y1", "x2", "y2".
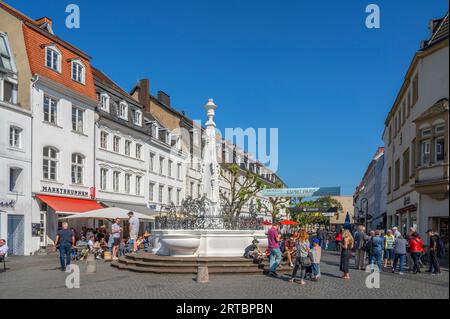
[
  {"x1": 196, "y1": 266, "x2": 209, "y2": 283},
  {"x1": 86, "y1": 253, "x2": 97, "y2": 273}
]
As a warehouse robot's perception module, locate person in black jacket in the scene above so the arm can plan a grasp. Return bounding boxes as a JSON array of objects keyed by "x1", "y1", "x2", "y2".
[{"x1": 426, "y1": 229, "x2": 441, "y2": 275}]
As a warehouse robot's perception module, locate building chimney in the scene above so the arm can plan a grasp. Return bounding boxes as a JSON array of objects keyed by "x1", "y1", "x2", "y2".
[
  {"x1": 138, "y1": 79, "x2": 150, "y2": 112},
  {"x1": 157, "y1": 90, "x2": 171, "y2": 107}
]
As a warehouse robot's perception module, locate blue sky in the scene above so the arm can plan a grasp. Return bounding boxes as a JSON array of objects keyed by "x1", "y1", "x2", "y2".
[{"x1": 8, "y1": 0, "x2": 448, "y2": 195}]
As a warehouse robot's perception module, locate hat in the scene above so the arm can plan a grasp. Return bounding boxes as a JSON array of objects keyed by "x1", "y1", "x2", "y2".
[{"x1": 312, "y1": 238, "x2": 320, "y2": 244}]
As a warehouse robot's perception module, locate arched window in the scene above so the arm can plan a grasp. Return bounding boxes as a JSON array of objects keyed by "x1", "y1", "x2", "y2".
[
  {"x1": 71, "y1": 60, "x2": 85, "y2": 84},
  {"x1": 45, "y1": 45, "x2": 61, "y2": 72},
  {"x1": 43, "y1": 146, "x2": 58, "y2": 180},
  {"x1": 71, "y1": 153, "x2": 84, "y2": 184}
]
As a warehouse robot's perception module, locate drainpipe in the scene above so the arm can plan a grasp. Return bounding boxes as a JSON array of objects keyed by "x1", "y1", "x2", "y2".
[{"x1": 30, "y1": 74, "x2": 39, "y2": 250}]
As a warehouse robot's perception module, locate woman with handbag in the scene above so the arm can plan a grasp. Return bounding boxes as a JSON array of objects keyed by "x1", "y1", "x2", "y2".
[
  {"x1": 340, "y1": 229, "x2": 354, "y2": 279},
  {"x1": 289, "y1": 230, "x2": 311, "y2": 285}
]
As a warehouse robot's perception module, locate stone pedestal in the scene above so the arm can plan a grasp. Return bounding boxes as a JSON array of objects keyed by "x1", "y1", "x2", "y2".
[{"x1": 196, "y1": 266, "x2": 209, "y2": 283}]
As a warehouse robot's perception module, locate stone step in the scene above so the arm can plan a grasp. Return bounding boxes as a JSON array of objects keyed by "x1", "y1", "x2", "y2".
[
  {"x1": 111, "y1": 260, "x2": 264, "y2": 274},
  {"x1": 118, "y1": 258, "x2": 262, "y2": 269}
]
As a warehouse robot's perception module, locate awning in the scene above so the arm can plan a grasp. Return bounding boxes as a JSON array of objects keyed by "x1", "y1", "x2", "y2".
[
  {"x1": 61, "y1": 207, "x2": 153, "y2": 221},
  {"x1": 36, "y1": 194, "x2": 103, "y2": 215},
  {"x1": 100, "y1": 200, "x2": 157, "y2": 218}
]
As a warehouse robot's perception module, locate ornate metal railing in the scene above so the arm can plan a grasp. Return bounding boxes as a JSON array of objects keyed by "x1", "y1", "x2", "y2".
[{"x1": 154, "y1": 196, "x2": 263, "y2": 231}]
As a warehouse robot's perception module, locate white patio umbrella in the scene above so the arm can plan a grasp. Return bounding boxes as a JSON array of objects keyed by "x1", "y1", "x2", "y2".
[{"x1": 60, "y1": 207, "x2": 153, "y2": 220}]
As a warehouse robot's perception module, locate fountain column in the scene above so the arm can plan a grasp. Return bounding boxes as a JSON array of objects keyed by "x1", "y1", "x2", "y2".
[{"x1": 202, "y1": 99, "x2": 222, "y2": 226}]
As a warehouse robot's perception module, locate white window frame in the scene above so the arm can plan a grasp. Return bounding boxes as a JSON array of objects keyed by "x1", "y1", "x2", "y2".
[
  {"x1": 125, "y1": 140, "x2": 132, "y2": 156},
  {"x1": 113, "y1": 136, "x2": 121, "y2": 153},
  {"x1": 158, "y1": 185, "x2": 164, "y2": 203},
  {"x1": 100, "y1": 131, "x2": 108, "y2": 149},
  {"x1": 100, "y1": 93, "x2": 110, "y2": 112},
  {"x1": 119, "y1": 101, "x2": 128, "y2": 120},
  {"x1": 159, "y1": 157, "x2": 165, "y2": 175},
  {"x1": 9, "y1": 126, "x2": 22, "y2": 149},
  {"x1": 43, "y1": 146, "x2": 58, "y2": 181},
  {"x1": 43, "y1": 95, "x2": 58, "y2": 124},
  {"x1": 125, "y1": 173, "x2": 131, "y2": 194},
  {"x1": 136, "y1": 143, "x2": 142, "y2": 159},
  {"x1": 71, "y1": 107, "x2": 84, "y2": 133},
  {"x1": 136, "y1": 176, "x2": 142, "y2": 195},
  {"x1": 9, "y1": 167, "x2": 23, "y2": 194},
  {"x1": 113, "y1": 171, "x2": 120, "y2": 192},
  {"x1": 420, "y1": 140, "x2": 431, "y2": 166},
  {"x1": 45, "y1": 45, "x2": 61, "y2": 72},
  {"x1": 435, "y1": 136, "x2": 445, "y2": 163},
  {"x1": 149, "y1": 152, "x2": 155, "y2": 172},
  {"x1": 71, "y1": 153, "x2": 84, "y2": 185},
  {"x1": 149, "y1": 183, "x2": 155, "y2": 202},
  {"x1": 134, "y1": 110, "x2": 142, "y2": 126},
  {"x1": 100, "y1": 168, "x2": 108, "y2": 190},
  {"x1": 71, "y1": 59, "x2": 85, "y2": 84}
]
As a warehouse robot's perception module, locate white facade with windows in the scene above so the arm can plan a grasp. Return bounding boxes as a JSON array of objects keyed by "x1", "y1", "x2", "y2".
[
  {"x1": 0, "y1": 100, "x2": 32, "y2": 255},
  {"x1": 384, "y1": 16, "x2": 448, "y2": 240},
  {"x1": 93, "y1": 68, "x2": 186, "y2": 230},
  {"x1": 0, "y1": 31, "x2": 32, "y2": 255},
  {"x1": 30, "y1": 77, "x2": 97, "y2": 247}
]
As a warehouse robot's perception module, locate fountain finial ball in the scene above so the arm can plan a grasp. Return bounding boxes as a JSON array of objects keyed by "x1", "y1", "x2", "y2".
[{"x1": 204, "y1": 98, "x2": 218, "y2": 111}]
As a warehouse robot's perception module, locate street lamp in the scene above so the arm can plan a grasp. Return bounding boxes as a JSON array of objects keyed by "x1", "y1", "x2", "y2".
[{"x1": 360, "y1": 198, "x2": 369, "y2": 230}]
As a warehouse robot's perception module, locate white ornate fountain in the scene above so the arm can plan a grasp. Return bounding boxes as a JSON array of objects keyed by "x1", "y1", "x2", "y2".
[{"x1": 151, "y1": 99, "x2": 268, "y2": 257}]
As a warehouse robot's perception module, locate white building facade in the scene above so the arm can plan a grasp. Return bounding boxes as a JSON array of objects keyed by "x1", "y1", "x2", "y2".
[{"x1": 384, "y1": 14, "x2": 449, "y2": 241}]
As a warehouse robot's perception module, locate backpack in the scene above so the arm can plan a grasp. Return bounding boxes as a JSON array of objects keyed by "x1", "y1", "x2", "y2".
[
  {"x1": 435, "y1": 235, "x2": 446, "y2": 257},
  {"x1": 279, "y1": 240, "x2": 286, "y2": 253},
  {"x1": 366, "y1": 239, "x2": 374, "y2": 255}
]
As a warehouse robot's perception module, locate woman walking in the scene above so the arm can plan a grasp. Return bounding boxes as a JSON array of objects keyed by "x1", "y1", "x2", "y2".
[
  {"x1": 340, "y1": 229, "x2": 354, "y2": 279},
  {"x1": 289, "y1": 230, "x2": 311, "y2": 285},
  {"x1": 407, "y1": 232, "x2": 424, "y2": 274}
]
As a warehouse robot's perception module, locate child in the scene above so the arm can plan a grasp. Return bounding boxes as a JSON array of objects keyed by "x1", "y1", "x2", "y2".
[{"x1": 311, "y1": 238, "x2": 322, "y2": 280}]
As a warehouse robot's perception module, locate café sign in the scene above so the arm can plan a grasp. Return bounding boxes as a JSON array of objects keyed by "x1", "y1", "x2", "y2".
[
  {"x1": 41, "y1": 186, "x2": 89, "y2": 197},
  {"x1": 261, "y1": 187, "x2": 341, "y2": 198}
]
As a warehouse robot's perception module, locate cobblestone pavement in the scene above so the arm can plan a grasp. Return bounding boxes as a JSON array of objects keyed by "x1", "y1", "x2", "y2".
[{"x1": 0, "y1": 251, "x2": 448, "y2": 299}]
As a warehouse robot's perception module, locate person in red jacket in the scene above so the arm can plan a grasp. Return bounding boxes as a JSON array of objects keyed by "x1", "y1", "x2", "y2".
[{"x1": 407, "y1": 232, "x2": 424, "y2": 274}]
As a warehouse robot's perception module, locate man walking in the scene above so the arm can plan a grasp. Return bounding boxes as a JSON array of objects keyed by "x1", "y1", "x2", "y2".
[
  {"x1": 267, "y1": 223, "x2": 282, "y2": 277},
  {"x1": 426, "y1": 229, "x2": 441, "y2": 275},
  {"x1": 111, "y1": 218, "x2": 122, "y2": 260},
  {"x1": 53, "y1": 222, "x2": 75, "y2": 271},
  {"x1": 354, "y1": 226, "x2": 368, "y2": 270},
  {"x1": 128, "y1": 212, "x2": 140, "y2": 254},
  {"x1": 317, "y1": 226, "x2": 327, "y2": 250}
]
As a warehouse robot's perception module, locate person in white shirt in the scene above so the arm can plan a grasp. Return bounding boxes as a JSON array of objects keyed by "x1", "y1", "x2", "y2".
[
  {"x1": 0, "y1": 239, "x2": 8, "y2": 261},
  {"x1": 128, "y1": 212, "x2": 140, "y2": 254}
]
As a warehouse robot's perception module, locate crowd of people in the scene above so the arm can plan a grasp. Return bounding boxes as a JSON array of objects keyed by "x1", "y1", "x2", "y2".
[
  {"x1": 256, "y1": 222, "x2": 446, "y2": 285},
  {"x1": 53, "y1": 212, "x2": 152, "y2": 271}
]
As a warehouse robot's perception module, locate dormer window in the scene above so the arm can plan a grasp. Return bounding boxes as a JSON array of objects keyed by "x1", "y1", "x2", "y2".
[
  {"x1": 45, "y1": 45, "x2": 61, "y2": 72},
  {"x1": 100, "y1": 93, "x2": 110, "y2": 112},
  {"x1": 119, "y1": 102, "x2": 128, "y2": 120},
  {"x1": 133, "y1": 110, "x2": 142, "y2": 126},
  {"x1": 71, "y1": 59, "x2": 85, "y2": 84}
]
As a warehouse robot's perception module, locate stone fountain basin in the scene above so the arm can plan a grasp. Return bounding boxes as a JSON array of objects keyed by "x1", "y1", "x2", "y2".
[{"x1": 152, "y1": 229, "x2": 268, "y2": 257}]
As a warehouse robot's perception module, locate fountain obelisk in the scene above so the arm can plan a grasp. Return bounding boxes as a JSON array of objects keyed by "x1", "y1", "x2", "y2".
[{"x1": 202, "y1": 99, "x2": 222, "y2": 221}]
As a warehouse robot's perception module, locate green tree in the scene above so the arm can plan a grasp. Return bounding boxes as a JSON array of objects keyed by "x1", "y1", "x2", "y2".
[
  {"x1": 289, "y1": 196, "x2": 343, "y2": 227},
  {"x1": 220, "y1": 164, "x2": 264, "y2": 220}
]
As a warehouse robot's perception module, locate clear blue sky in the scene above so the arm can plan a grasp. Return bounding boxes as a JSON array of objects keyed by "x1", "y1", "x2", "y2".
[{"x1": 8, "y1": 0, "x2": 448, "y2": 195}]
